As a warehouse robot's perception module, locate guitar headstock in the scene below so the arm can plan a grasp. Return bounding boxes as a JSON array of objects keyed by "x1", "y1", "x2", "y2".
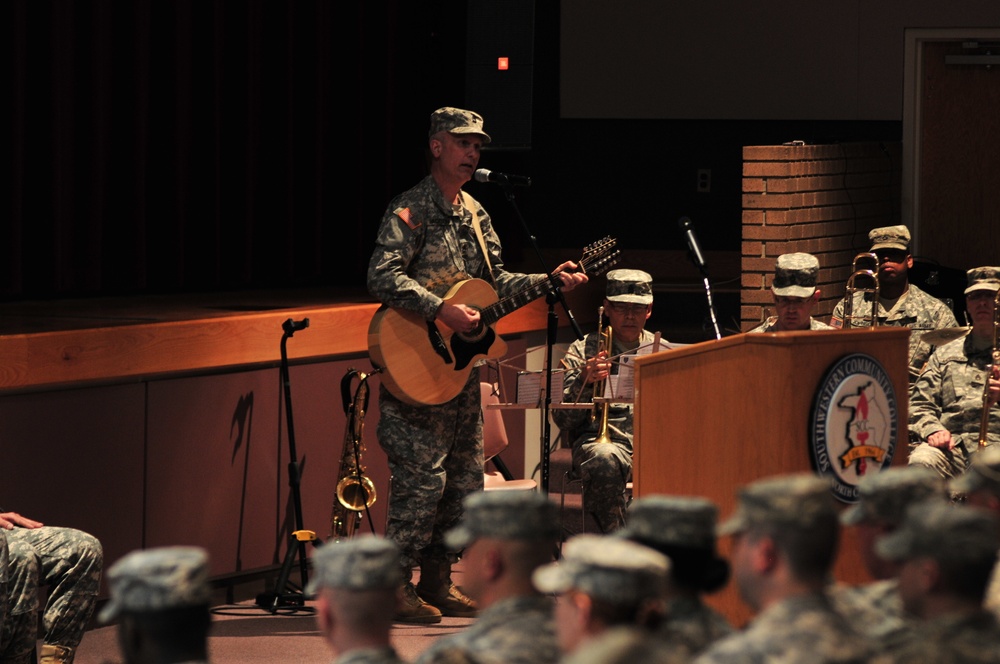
[{"x1": 580, "y1": 236, "x2": 620, "y2": 277}]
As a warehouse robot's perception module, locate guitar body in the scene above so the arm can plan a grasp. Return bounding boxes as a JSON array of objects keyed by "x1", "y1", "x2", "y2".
[{"x1": 368, "y1": 278, "x2": 509, "y2": 406}]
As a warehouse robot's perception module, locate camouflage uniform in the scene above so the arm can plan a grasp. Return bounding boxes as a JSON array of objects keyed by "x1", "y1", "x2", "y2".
[
  {"x1": 692, "y1": 592, "x2": 875, "y2": 664},
  {"x1": 749, "y1": 317, "x2": 832, "y2": 333},
  {"x1": 308, "y1": 536, "x2": 406, "y2": 664},
  {"x1": 418, "y1": 490, "x2": 563, "y2": 664},
  {"x1": 909, "y1": 333, "x2": 1000, "y2": 478},
  {"x1": 100, "y1": 545, "x2": 211, "y2": 664},
  {"x1": 553, "y1": 269, "x2": 655, "y2": 534},
  {"x1": 872, "y1": 501, "x2": 1000, "y2": 664},
  {"x1": 748, "y1": 253, "x2": 834, "y2": 333},
  {"x1": 618, "y1": 495, "x2": 733, "y2": 656},
  {"x1": 828, "y1": 466, "x2": 947, "y2": 653},
  {"x1": 417, "y1": 595, "x2": 558, "y2": 664},
  {"x1": 701, "y1": 474, "x2": 876, "y2": 664},
  {"x1": 0, "y1": 525, "x2": 103, "y2": 664},
  {"x1": 560, "y1": 626, "x2": 691, "y2": 664},
  {"x1": 949, "y1": 447, "x2": 1000, "y2": 622},
  {"x1": 367, "y1": 172, "x2": 538, "y2": 573},
  {"x1": 830, "y1": 226, "x2": 958, "y2": 380}
]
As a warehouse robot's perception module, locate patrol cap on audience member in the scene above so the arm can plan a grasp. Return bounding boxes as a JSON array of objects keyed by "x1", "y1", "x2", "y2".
[
  {"x1": 868, "y1": 225, "x2": 911, "y2": 252},
  {"x1": 718, "y1": 473, "x2": 835, "y2": 536},
  {"x1": 445, "y1": 490, "x2": 562, "y2": 550},
  {"x1": 841, "y1": 466, "x2": 948, "y2": 527},
  {"x1": 963, "y1": 266, "x2": 1000, "y2": 295},
  {"x1": 619, "y1": 495, "x2": 719, "y2": 551},
  {"x1": 951, "y1": 445, "x2": 1000, "y2": 495},
  {"x1": 428, "y1": 107, "x2": 491, "y2": 144},
  {"x1": 532, "y1": 534, "x2": 669, "y2": 605},
  {"x1": 306, "y1": 534, "x2": 404, "y2": 594},
  {"x1": 771, "y1": 253, "x2": 820, "y2": 298},
  {"x1": 99, "y1": 546, "x2": 211, "y2": 622},
  {"x1": 875, "y1": 500, "x2": 1000, "y2": 564},
  {"x1": 605, "y1": 269, "x2": 653, "y2": 305}
]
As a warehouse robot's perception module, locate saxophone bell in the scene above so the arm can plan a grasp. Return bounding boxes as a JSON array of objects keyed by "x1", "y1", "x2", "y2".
[{"x1": 331, "y1": 370, "x2": 378, "y2": 541}]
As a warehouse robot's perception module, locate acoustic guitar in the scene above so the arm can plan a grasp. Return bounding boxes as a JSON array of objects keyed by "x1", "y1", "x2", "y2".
[{"x1": 368, "y1": 236, "x2": 620, "y2": 406}]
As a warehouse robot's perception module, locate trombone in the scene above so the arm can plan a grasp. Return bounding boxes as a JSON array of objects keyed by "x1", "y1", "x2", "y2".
[{"x1": 842, "y1": 252, "x2": 880, "y2": 329}]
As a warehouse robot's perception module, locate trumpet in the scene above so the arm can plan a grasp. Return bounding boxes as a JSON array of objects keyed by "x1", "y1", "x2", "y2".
[
  {"x1": 977, "y1": 289, "x2": 1000, "y2": 449},
  {"x1": 331, "y1": 369, "x2": 377, "y2": 541},
  {"x1": 590, "y1": 306, "x2": 614, "y2": 445},
  {"x1": 842, "y1": 252, "x2": 880, "y2": 329}
]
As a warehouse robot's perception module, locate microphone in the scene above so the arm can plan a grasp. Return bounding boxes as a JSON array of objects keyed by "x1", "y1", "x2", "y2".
[
  {"x1": 282, "y1": 317, "x2": 310, "y2": 334},
  {"x1": 678, "y1": 217, "x2": 707, "y2": 271},
  {"x1": 474, "y1": 168, "x2": 532, "y2": 187}
]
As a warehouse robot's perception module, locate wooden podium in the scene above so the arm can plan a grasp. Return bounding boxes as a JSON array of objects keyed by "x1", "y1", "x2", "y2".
[{"x1": 632, "y1": 327, "x2": 910, "y2": 626}]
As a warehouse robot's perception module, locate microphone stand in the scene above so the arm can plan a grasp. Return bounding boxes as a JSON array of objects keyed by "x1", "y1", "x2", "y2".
[
  {"x1": 493, "y1": 182, "x2": 584, "y2": 494},
  {"x1": 255, "y1": 317, "x2": 319, "y2": 615},
  {"x1": 700, "y1": 268, "x2": 723, "y2": 340}
]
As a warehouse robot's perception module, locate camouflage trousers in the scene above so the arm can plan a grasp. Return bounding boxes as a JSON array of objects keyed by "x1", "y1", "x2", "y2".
[
  {"x1": 908, "y1": 437, "x2": 975, "y2": 480},
  {"x1": 572, "y1": 438, "x2": 632, "y2": 533},
  {"x1": 377, "y1": 373, "x2": 484, "y2": 573},
  {"x1": 0, "y1": 526, "x2": 103, "y2": 664}
]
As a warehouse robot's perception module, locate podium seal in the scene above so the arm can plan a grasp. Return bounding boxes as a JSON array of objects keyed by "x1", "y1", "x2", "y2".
[{"x1": 810, "y1": 353, "x2": 898, "y2": 503}]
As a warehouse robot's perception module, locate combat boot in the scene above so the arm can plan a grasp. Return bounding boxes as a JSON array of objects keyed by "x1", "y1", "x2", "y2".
[
  {"x1": 395, "y1": 581, "x2": 443, "y2": 624},
  {"x1": 416, "y1": 560, "x2": 478, "y2": 617},
  {"x1": 40, "y1": 644, "x2": 75, "y2": 664}
]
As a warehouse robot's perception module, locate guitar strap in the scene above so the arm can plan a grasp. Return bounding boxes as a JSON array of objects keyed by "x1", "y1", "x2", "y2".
[{"x1": 461, "y1": 190, "x2": 497, "y2": 287}]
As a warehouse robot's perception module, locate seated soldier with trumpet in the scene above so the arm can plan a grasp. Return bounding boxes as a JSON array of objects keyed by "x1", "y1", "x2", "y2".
[
  {"x1": 830, "y1": 225, "x2": 958, "y2": 381},
  {"x1": 552, "y1": 269, "x2": 657, "y2": 534},
  {"x1": 909, "y1": 267, "x2": 1000, "y2": 479}
]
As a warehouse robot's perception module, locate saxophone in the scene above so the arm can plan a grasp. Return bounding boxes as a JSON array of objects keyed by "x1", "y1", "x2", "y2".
[{"x1": 330, "y1": 369, "x2": 378, "y2": 541}]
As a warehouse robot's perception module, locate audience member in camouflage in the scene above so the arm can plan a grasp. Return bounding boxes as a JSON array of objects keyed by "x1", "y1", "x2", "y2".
[
  {"x1": 870, "y1": 500, "x2": 1000, "y2": 664},
  {"x1": 417, "y1": 491, "x2": 562, "y2": 664},
  {"x1": 950, "y1": 446, "x2": 1000, "y2": 622},
  {"x1": 100, "y1": 546, "x2": 211, "y2": 664},
  {"x1": 308, "y1": 535, "x2": 406, "y2": 664},
  {"x1": 533, "y1": 534, "x2": 669, "y2": 657},
  {"x1": 552, "y1": 269, "x2": 656, "y2": 533},
  {"x1": 909, "y1": 267, "x2": 1000, "y2": 479},
  {"x1": 618, "y1": 495, "x2": 733, "y2": 658},
  {"x1": 560, "y1": 626, "x2": 692, "y2": 664},
  {"x1": 367, "y1": 106, "x2": 586, "y2": 622},
  {"x1": 693, "y1": 474, "x2": 875, "y2": 664},
  {"x1": 0, "y1": 511, "x2": 102, "y2": 664},
  {"x1": 748, "y1": 252, "x2": 834, "y2": 333},
  {"x1": 830, "y1": 225, "x2": 959, "y2": 380},
  {"x1": 828, "y1": 467, "x2": 948, "y2": 653}
]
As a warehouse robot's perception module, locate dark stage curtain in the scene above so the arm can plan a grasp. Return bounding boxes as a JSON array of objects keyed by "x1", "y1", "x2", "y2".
[{"x1": 8, "y1": 0, "x2": 466, "y2": 301}]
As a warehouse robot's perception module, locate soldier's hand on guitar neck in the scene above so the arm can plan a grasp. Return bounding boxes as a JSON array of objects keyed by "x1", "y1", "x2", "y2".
[
  {"x1": 437, "y1": 302, "x2": 482, "y2": 333},
  {"x1": 553, "y1": 260, "x2": 588, "y2": 292}
]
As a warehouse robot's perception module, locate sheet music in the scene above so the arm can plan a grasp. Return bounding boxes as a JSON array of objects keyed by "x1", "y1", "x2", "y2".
[
  {"x1": 516, "y1": 370, "x2": 564, "y2": 406},
  {"x1": 605, "y1": 334, "x2": 687, "y2": 401}
]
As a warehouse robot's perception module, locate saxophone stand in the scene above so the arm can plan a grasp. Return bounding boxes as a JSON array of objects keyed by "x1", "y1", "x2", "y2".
[
  {"x1": 493, "y1": 178, "x2": 585, "y2": 493},
  {"x1": 255, "y1": 317, "x2": 320, "y2": 615}
]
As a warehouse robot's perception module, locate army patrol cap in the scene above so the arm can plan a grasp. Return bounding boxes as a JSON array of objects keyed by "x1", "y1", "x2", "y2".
[
  {"x1": 532, "y1": 534, "x2": 669, "y2": 605},
  {"x1": 428, "y1": 107, "x2": 491, "y2": 144},
  {"x1": 718, "y1": 473, "x2": 835, "y2": 536},
  {"x1": 306, "y1": 535, "x2": 403, "y2": 594},
  {"x1": 605, "y1": 269, "x2": 653, "y2": 305},
  {"x1": 868, "y1": 225, "x2": 911, "y2": 252},
  {"x1": 841, "y1": 467, "x2": 947, "y2": 527},
  {"x1": 771, "y1": 253, "x2": 819, "y2": 298},
  {"x1": 445, "y1": 490, "x2": 562, "y2": 550},
  {"x1": 951, "y1": 445, "x2": 1000, "y2": 495},
  {"x1": 964, "y1": 266, "x2": 1000, "y2": 295},
  {"x1": 619, "y1": 495, "x2": 719, "y2": 551},
  {"x1": 99, "y1": 546, "x2": 211, "y2": 622},
  {"x1": 876, "y1": 500, "x2": 1000, "y2": 563}
]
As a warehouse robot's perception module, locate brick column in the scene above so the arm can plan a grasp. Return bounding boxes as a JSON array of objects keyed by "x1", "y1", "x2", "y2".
[{"x1": 741, "y1": 142, "x2": 901, "y2": 331}]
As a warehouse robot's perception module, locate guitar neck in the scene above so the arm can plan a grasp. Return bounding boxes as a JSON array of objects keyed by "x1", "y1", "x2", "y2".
[{"x1": 481, "y1": 276, "x2": 556, "y2": 326}]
